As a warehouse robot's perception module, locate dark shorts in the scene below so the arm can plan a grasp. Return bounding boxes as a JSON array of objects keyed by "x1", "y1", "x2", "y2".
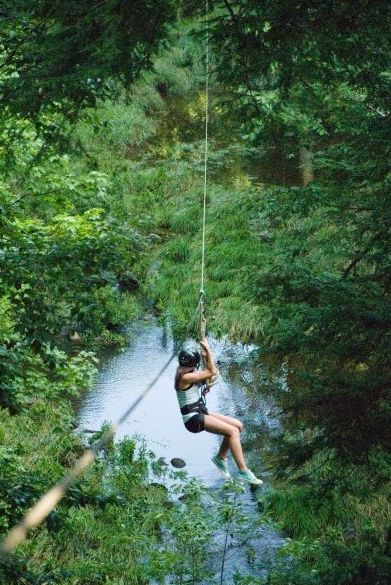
[{"x1": 184, "y1": 404, "x2": 208, "y2": 434}]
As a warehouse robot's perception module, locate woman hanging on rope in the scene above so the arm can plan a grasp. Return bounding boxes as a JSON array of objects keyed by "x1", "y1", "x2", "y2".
[{"x1": 175, "y1": 338, "x2": 263, "y2": 485}]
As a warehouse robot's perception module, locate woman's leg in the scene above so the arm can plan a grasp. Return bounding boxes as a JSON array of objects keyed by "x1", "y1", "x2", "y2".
[
  {"x1": 208, "y1": 413, "x2": 242, "y2": 459},
  {"x1": 204, "y1": 415, "x2": 247, "y2": 471},
  {"x1": 218, "y1": 435, "x2": 230, "y2": 459},
  {"x1": 208, "y1": 412, "x2": 243, "y2": 432}
]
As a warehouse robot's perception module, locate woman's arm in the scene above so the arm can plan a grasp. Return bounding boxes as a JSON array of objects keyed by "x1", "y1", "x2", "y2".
[
  {"x1": 180, "y1": 369, "x2": 215, "y2": 386},
  {"x1": 200, "y1": 337, "x2": 219, "y2": 386},
  {"x1": 179, "y1": 339, "x2": 218, "y2": 387},
  {"x1": 199, "y1": 338, "x2": 218, "y2": 375}
]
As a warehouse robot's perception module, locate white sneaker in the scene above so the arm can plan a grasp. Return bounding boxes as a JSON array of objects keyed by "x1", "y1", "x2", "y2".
[
  {"x1": 211, "y1": 454, "x2": 231, "y2": 480},
  {"x1": 238, "y1": 469, "x2": 263, "y2": 486}
]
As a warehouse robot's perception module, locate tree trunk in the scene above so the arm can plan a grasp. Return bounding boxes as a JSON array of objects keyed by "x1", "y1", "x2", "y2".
[{"x1": 299, "y1": 146, "x2": 314, "y2": 186}]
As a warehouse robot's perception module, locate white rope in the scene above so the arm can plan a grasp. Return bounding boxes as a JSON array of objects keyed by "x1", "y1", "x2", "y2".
[{"x1": 200, "y1": 0, "x2": 209, "y2": 297}]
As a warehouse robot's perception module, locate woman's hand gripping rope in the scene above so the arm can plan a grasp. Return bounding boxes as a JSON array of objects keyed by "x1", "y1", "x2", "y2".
[{"x1": 200, "y1": 338, "x2": 219, "y2": 393}]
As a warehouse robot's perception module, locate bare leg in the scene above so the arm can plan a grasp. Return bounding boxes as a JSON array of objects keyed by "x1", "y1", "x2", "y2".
[
  {"x1": 218, "y1": 435, "x2": 230, "y2": 459},
  {"x1": 208, "y1": 412, "x2": 243, "y2": 432},
  {"x1": 208, "y1": 413, "x2": 243, "y2": 459},
  {"x1": 204, "y1": 415, "x2": 247, "y2": 471}
]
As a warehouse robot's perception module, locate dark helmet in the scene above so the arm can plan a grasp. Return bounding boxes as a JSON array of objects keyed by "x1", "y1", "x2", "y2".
[{"x1": 178, "y1": 348, "x2": 201, "y2": 368}]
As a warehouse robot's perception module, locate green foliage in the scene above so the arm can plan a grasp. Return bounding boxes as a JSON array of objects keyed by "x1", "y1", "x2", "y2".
[
  {"x1": 0, "y1": 417, "x2": 174, "y2": 584},
  {"x1": 142, "y1": 171, "x2": 265, "y2": 339},
  {"x1": 0, "y1": 0, "x2": 176, "y2": 119},
  {"x1": 0, "y1": 413, "x2": 269, "y2": 585},
  {"x1": 1, "y1": 206, "x2": 141, "y2": 342},
  {"x1": 0, "y1": 10, "x2": 175, "y2": 583},
  {"x1": 141, "y1": 478, "x2": 265, "y2": 585},
  {"x1": 1, "y1": 3, "x2": 390, "y2": 583}
]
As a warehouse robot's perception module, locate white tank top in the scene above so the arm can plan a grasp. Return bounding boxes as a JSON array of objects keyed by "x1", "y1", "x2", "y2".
[{"x1": 176, "y1": 385, "x2": 202, "y2": 423}]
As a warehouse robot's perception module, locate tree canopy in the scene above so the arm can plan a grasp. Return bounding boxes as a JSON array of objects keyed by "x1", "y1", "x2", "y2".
[{"x1": 0, "y1": 0, "x2": 176, "y2": 118}]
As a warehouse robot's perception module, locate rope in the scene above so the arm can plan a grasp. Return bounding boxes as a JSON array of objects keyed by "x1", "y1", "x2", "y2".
[
  {"x1": 199, "y1": 0, "x2": 210, "y2": 392},
  {"x1": 200, "y1": 0, "x2": 209, "y2": 299}
]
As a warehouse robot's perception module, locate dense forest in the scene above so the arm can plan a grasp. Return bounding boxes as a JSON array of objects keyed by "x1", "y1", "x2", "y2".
[{"x1": 0, "y1": 1, "x2": 390, "y2": 583}]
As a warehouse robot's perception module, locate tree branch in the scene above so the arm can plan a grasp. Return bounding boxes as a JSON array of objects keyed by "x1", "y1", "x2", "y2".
[
  {"x1": 341, "y1": 244, "x2": 373, "y2": 279},
  {"x1": 222, "y1": 0, "x2": 236, "y2": 20},
  {"x1": 220, "y1": 0, "x2": 264, "y2": 118}
]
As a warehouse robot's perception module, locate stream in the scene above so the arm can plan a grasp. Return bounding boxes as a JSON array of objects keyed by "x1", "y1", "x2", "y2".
[{"x1": 78, "y1": 316, "x2": 285, "y2": 581}]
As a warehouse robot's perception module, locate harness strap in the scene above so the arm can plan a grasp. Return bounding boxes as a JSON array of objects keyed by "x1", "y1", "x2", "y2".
[
  {"x1": 180, "y1": 397, "x2": 206, "y2": 416},
  {"x1": 200, "y1": 384, "x2": 208, "y2": 401}
]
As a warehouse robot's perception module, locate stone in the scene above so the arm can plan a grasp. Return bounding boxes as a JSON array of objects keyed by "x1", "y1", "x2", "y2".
[
  {"x1": 170, "y1": 457, "x2": 186, "y2": 469},
  {"x1": 70, "y1": 331, "x2": 82, "y2": 344}
]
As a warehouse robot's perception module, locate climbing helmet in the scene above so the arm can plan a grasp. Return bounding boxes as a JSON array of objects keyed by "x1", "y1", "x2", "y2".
[{"x1": 178, "y1": 348, "x2": 201, "y2": 368}]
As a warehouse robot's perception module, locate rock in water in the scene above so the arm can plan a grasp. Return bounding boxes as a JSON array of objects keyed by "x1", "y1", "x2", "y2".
[
  {"x1": 170, "y1": 457, "x2": 186, "y2": 469},
  {"x1": 70, "y1": 331, "x2": 82, "y2": 344}
]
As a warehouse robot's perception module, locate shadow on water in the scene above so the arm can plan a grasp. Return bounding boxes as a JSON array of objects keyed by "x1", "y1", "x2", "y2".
[{"x1": 77, "y1": 316, "x2": 286, "y2": 582}]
